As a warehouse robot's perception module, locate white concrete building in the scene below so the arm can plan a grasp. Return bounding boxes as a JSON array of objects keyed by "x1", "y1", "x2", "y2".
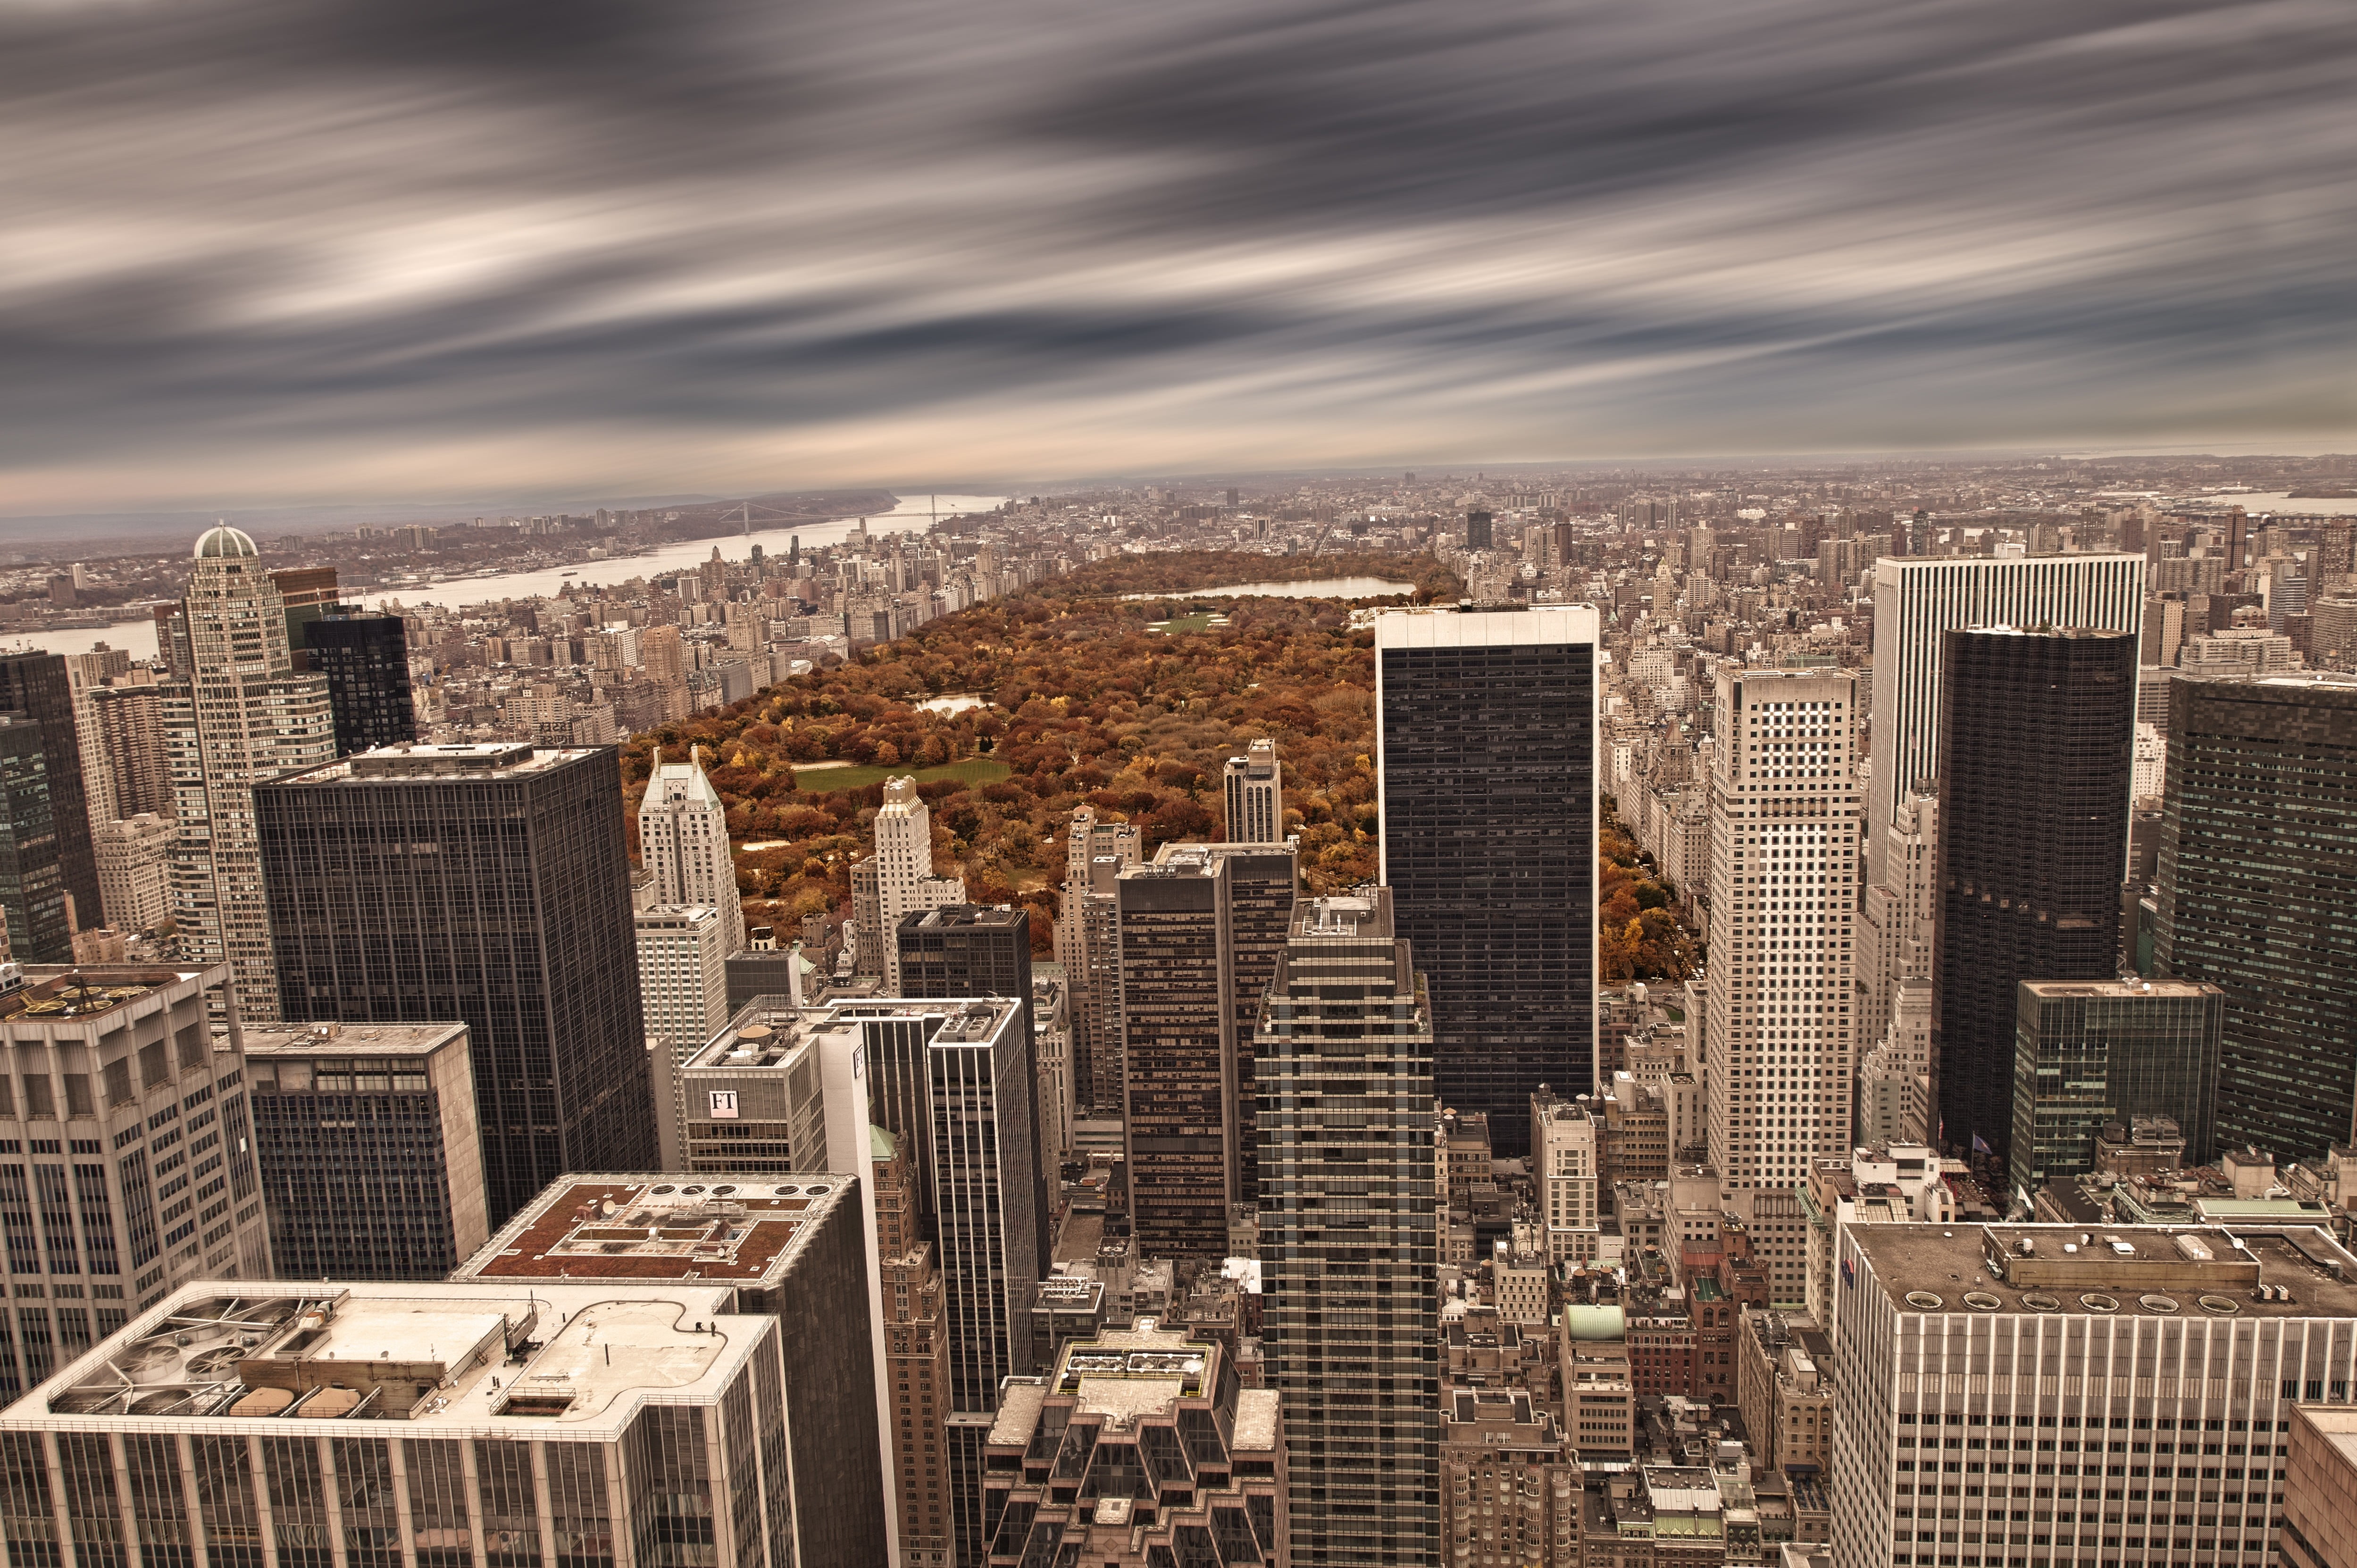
[
  {"x1": 639, "y1": 744, "x2": 746, "y2": 953},
  {"x1": 93, "y1": 810, "x2": 175, "y2": 933},
  {"x1": 1705, "y1": 667, "x2": 1863, "y2": 1212},
  {"x1": 636, "y1": 903, "x2": 732, "y2": 1059},
  {"x1": 163, "y1": 525, "x2": 336, "y2": 1016},
  {"x1": 1222, "y1": 736, "x2": 1285, "y2": 842},
  {"x1": 1532, "y1": 1085, "x2": 1602, "y2": 1265},
  {"x1": 1857, "y1": 788, "x2": 1937, "y2": 1060},
  {"x1": 1856, "y1": 979, "x2": 1934, "y2": 1148},
  {"x1": 852, "y1": 776, "x2": 966, "y2": 989}
]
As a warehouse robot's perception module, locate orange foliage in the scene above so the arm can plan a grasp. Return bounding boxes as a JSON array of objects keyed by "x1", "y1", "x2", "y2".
[
  {"x1": 1598, "y1": 795, "x2": 1702, "y2": 984},
  {"x1": 621, "y1": 553, "x2": 1461, "y2": 952}
]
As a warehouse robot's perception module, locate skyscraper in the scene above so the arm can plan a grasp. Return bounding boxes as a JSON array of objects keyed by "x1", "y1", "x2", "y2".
[
  {"x1": 1116, "y1": 847, "x2": 1234, "y2": 1257},
  {"x1": 1256, "y1": 888, "x2": 1439, "y2": 1568},
  {"x1": 920, "y1": 998, "x2": 1043, "y2": 1414},
  {"x1": 873, "y1": 1127, "x2": 952, "y2": 1568},
  {"x1": 0, "y1": 961, "x2": 268, "y2": 1393},
  {"x1": 2156, "y1": 673, "x2": 2357, "y2": 1162},
  {"x1": 1703, "y1": 667, "x2": 1863, "y2": 1206},
  {"x1": 895, "y1": 903, "x2": 1037, "y2": 1049},
  {"x1": 0, "y1": 716, "x2": 71, "y2": 962},
  {"x1": 162, "y1": 527, "x2": 336, "y2": 1015},
  {"x1": 635, "y1": 903, "x2": 733, "y2": 1096},
  {"x1": 86, "y1": 679, "x2": 171, "y2": 820},
  {"x1": 451, "y1": 1176, "x2": 890, "y2": 1566},
  {"x1": 1375, "y1": 606, "x2": 1598, "y2": 1154},
  {"x1": 850, "y1": 776, "x2": 964, "y2": 986},
  {"x1": 1054, "y1": 805, "x2": 1140, "y2": 1110},
  {"x1": 2010, "y1": 978, "x2": 2226, "y2": 1187},
  {"x1": 1223, "y1": 735, "x2": 1285, "y2": 842},
  {"x1": 0, "y1": 654, "x2": 101, "y2": 942},
  {"x1": 1866, "y1": 554, "x2": 2143, "y2": 885},
  {"x1": 300, "y1": 611, "x2": 417, "y2": 754},
  {"x1": 1831, "y1": 1220, "x2": 2357, "y2": 1568},
  {"x1": 11, "y1": 1275, "x2": 875, "y2": 1568},
  {"x1": 1183, "y1": 840, "x2": 1299, "y2": 1201},
  {"x1": 240, "y1": 1019, "x2": 488, "y2": 1280},
  {"x1": 638, "y1": 744, "x2": 746, "y2": 953},
  {"x1": 60, "y1": 650, "x2": 126, "y2": 829},
  {"x1": 255, "y1": 742, "x2": 659, "y2": 1226},
  {"x1": 1857, "y1": 788, "x2": 1938, "y2": 1057},
  {"x1": 1931, "y1": 628, "x2": 2137, "y2": 1172}
]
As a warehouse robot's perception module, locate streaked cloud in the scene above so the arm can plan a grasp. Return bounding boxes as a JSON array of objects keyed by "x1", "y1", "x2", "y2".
[{"x1": 2, "y1": 0, "x2": 2351, "y2": 511}]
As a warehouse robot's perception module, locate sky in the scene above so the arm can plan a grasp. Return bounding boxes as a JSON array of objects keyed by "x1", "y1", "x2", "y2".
[{"x1": 3, "y1": 0, "x2": 2354, "y2": 514}]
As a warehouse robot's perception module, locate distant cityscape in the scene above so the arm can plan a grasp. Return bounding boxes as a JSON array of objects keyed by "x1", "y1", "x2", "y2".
[{"x1": 3, "y1": 454, "x2": 2357, "y2": 1568}]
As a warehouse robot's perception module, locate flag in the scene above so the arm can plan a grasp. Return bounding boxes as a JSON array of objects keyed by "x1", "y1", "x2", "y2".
[{"x1": 1972, "y1": 1133, "x2": 1992, "y2": 1156}]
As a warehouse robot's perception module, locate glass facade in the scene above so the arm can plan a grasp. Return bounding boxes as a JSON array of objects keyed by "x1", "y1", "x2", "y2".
[
  {"x1": 2010, "y1": 980, "x2": 2226, "y2": 1187},
  {"x1": 248, "y1": 1051, "x2": 465, "y2": 1279},
  {"x1": 302, "y1": 614, "x2": 418, "y2": 757},
  {"x1": 255, "y1": 749, "x2": 659, "y2": 1226},
  {"x1": 1376, "y1": 623, "x2": 1595, "y2": 1155},
  {"x1": 0, "y1": 655, "x2": 101, "y2": 943},
  {"x1": 1116, "y1": 858, "x2": 1232, "y2": 1258},
  {"x1": 0, "y1": 718, "x2": 71, "y2": 964},
  {"x1": 2156, "y1": 675, "x2": 2357, "y2": 1162},
  {"x1": 1931, "y1": 628, "x2": 2137, "y2": 1172}
]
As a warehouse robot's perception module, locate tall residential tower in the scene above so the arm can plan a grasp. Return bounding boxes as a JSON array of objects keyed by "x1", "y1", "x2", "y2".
[
  {"x1": 639, "y1": 744, "x2": 746, "y2": 953},
  {"x1": 162, "y1": 527, "x2": 336, "y2": 1014},
  {"x1": 1256, "y1": 888, "x2": 1439, "y2": 1567}
]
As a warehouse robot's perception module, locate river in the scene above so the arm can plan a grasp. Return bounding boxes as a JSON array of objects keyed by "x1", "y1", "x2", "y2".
[{"x1": 9, "y1": 491, "x2": 1009, "y2": 662}]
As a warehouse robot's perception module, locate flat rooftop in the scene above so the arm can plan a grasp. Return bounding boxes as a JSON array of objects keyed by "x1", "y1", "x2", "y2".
[
  {"x1": 454, "y1": 1173, "x2": 854, "y2": 1284},
  {"x1": 901, "y1": 904, "x2": 1024, "y2": 931},
  {"x1": 2020, "y1": 978, "x2": 2219, "y2": 1001},
  {"x1": 684, "y1": 995, "x2": 1019, "y2": 1073},
  {"x1": 279, "y1": 743, "x2": 596, "y2": 784},
  {"x1": 14, "y1": 1281, "x2": 765, "y2": 1436},
  {"x1": 1053, "y1": 1320, "x2": 1217, "y2": 1428},
  {"x1": 241, "y1": 1020, "x2": 468, "y2": 1057},
  {"x1": 0, "y1": 967, "x2": 207, "y2": 1026},
  {"x1": 1849, "y1": 1222, "x2": 2357, "y2": 1320}
]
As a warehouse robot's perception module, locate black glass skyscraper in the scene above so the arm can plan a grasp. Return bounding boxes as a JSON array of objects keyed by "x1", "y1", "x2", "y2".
[
  {"x1": 1931, "y1": 627, "x2": 2136, "y2": 1171},
  {"x1": 255, "y1": 742, "x2": 659, "y2": 1225},
  {"x1": 0, "y1": 654, "x2": 99, "y2": 939},
  {"x1": 0, "y1": 717, "x2": 70, "y2": 962},
  {"x1": 1374, "y1": 607, "x2": 1596, "y2": 1155},
  {"x1": 2156, "y1": 674, "x2": 2357, "y2": 1162},
  {"x1": 301, "y1": 612, "x2": 418, "y2": 755}
]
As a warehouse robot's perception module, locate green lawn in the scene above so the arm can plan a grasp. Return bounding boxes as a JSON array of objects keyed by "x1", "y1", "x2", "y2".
[
  {"x1": 1148, "y1": 612, "x2": 1221, "y2": 634},
  {"x1": 790, "y1": 756, "x2": 1011, "y2": 794}
]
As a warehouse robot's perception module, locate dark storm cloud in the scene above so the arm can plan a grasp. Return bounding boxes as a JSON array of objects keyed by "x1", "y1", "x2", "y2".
[{"x1": 1, "y1": 0, "x2": 2351, "y2": 508}]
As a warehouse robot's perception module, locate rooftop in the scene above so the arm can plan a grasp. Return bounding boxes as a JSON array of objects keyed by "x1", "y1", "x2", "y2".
[
  {"x1": 683, "y1": 996, "x2": 1019, "y2": 1073},
  {"x1": 1053, "y1": 1319, "x2": 1218, "y2": 1428},
  {"x1": 14, "y1": 1281, "x2": 766, "y2": 1436},
  {"x1": 1849, "y1": 1222, "x2": 2357, "y2": 1320},
  {"x1": 281, "y1": 743, "x2": 595, "y2": 783},
  {"x1": 453, "y1": 1173, "x2": 854, "y2": 1284},
  {"x1": 240, "y1": 1020, "x2": 469, "y2": 1058},
  {"x1": 2020, "y1": 977, "x2": 2220, "y2": 1001},
  {"x1": 0, "y1": 967, "x2": 209, "y2": 1026}
]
